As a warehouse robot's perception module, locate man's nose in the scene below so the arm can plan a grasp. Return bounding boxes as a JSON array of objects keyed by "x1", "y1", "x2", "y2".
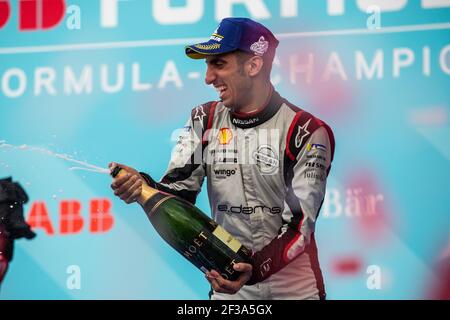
[{"x1": 205, "y1": 66, "x2": 216, "y2": 85}]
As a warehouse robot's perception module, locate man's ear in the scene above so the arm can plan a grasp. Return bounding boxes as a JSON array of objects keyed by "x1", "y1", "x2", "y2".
[{"x1": 247, "y1": 56, "x2": 264, "y2": 77}]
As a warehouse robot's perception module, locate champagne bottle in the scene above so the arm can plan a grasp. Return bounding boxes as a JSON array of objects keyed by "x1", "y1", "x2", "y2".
[{"x1": 111, "y1": 166, "x2": 252, "y2": 281}]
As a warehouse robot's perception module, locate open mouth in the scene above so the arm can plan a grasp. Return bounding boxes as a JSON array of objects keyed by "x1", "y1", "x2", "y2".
[{"x1": 215, "y1": 85, "x2": 227, "y2": 99}]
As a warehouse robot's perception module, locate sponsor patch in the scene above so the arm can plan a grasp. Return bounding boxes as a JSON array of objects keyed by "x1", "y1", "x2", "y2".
[
  {"x1": 232, "y1": 117, "x2": 259, "y2": 126},
  {"x1": 218, "y1": 128, "x2": 233, "y2": 145},
  {"x1": 217, "y1": 204, "x2": 282, "y2": 215},
  {"x1": 304, "y1": 170, "x2": 326, "y2": 181},
  {"x1": 305, "y1": 162, "x2": 326, "y2": 171},
  {"x1": 253, "y1": 145, "x2": 279, "y2": 175},
  {"x1": 209, "y1": 149, "x2": 238, "y2": 164},
  {"x1": 213, "y1": 168, "x2": 237, "y2": 179},
  {"x1": 193, "y1": 105, "x2": 207, "y2": 128},
  {"x1": 295, "y1": 119, "x2": 311, "y2": 149},
  {"x1": 250, "y1": 36, "x2": 269, "y2": 56},
  {"x1": 259, "y1": 258, "x2": 273, "y2": 277},
  {"x1": 307, "y1": 143, "x2": 327, "y2": 152}
]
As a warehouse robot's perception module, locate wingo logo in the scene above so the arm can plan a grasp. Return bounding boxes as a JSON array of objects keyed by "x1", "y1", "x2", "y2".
[{"x1": 213, "y1": 168, "x2": 237, "y2": 179}]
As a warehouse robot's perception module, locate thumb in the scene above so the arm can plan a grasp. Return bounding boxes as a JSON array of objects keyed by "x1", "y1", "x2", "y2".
[
  {"x1": 234, "y1": 263, "x2": 252, "y2": 272},
  {"x1": 108, "y1": 162, "x2": 115, "y2": 169},
  {"x1": 109, "y1": 162, "x2": 126, "y2": 170}
]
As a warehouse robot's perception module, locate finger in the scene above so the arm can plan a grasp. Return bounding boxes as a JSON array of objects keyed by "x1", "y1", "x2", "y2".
[
  {"x1": 210, "y1": 270, "x2": 221, "y2": 278},
  {"x1": 210, "y1": 278, "x2": 236, "y2": 295},
  {"x1": 209, "y1": 271, "x2": 240, "y2": 293},
  {"x1": 210, "y1": 278, "x2": 219, "y2": 290},
  {"x1": 206, "y1": 270, "x2": 219, "y2": 282},
  {"x1": 116, "y1": 163, "x2": 134, "y2": 173},
  {"x1": 109, "y1": 162, "x2": 125, "y2": 172},
  {"x1": 115, "y1": 175, "x2": 136, "y2": 198},
  {"x1": 127, "y1": 185, "x2": 142, "y2": 203},
  {"x1": 210, "y1": 270, "x2": 234, "y2": 286},
  {"x1": 214, "y1": 276, "x2": 238, "y2": 292},
  {"x1": 122, "y1": 178, "x2": 141, "y2": 201},
  {"x1": 111, "y1": 172, "x2": 132, "y2": 189},
  {"x1": 234, "y1": 263, "x2": 252, "y2": 273},
  {"x1": 205, "y1": 272, "x2": 215, "y2": 284},
  {"x1": 111, "y1": 175, "x2": 128, "y2": 191},
  {"x1": 234, "y1": 263, "x2": 253, "y2": 286},
  {"x1": 117, "y1": 175, "x2": 138, "y2": 199},
  {"x1": 208, "y1": 270, "x2": 238, "y2": 294},
  {"x1": 124, "y1": 180, "x2": 142, "y2": 203},
  {"x1": 205, "y1": 270, "x2": 235, "y2": 294},
  {"x1": 214, "y1": 268, "x2": 250, "y2": 292}
]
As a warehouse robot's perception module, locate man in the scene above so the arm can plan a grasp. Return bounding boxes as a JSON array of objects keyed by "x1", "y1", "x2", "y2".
[{"x1": 110, "y1": 17, "x2": 335, "y2": 300}]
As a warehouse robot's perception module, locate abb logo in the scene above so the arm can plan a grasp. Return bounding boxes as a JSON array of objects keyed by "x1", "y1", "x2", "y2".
[
  {"x1": 0, "y1": 0, "x2": 65, "y2": 31},
  {"x1": 27, "y1": 198, "x2": 114, "y2": 235}
]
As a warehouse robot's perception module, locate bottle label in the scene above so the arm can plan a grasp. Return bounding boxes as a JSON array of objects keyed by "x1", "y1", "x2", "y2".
[{"x1": 212, "y1": 225, "x2": 242, "y2": 253}]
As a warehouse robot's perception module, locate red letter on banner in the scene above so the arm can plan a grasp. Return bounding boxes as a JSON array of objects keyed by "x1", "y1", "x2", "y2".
[
  {"x1": 59, "y1": 200, "x2": 84, "y2": 234},
  {"x1": 42, "y1": 0, "x2": 65, "y2": 29},
  {"x1": 90, "y1": 199, "x2": 114, "y2": 233},
  {"x1": 19, "y1": 0, "x2": 65, "y2": 31},
  {"x1": 27, "y1": 201, "x2": 55, "y2": 235},
  {"x1": 19, "y1": 0, "x2": 37, "y2": 30},
  {"x1": 0, "y1": 0, "x2": 11, "y2": 29}
]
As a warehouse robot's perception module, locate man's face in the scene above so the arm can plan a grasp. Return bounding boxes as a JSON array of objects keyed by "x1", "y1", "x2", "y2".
[{"x1": 204, "y1": 52, "x2": 252, "y2": 110}]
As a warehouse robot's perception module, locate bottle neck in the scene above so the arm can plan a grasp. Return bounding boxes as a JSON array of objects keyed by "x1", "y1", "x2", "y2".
[{"x1": 138, "y1": 184, "x2": 159, "y2": 205}]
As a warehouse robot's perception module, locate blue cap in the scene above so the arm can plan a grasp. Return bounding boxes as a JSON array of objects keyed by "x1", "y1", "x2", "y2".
[{"x1": 185, "y1": 17, "x2": 279, "y2": 59}]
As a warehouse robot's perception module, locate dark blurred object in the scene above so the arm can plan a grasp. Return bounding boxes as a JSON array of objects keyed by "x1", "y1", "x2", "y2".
[
  {"x1": 0, "y1": 224, "x2": 13, "y2": 261},
  {"x1": 428, "y1": 241, "x2": 450, "y2": 300},
  {"x1": 0, "y1": 177, "x2": 36, "y2": 286},
  {"x1": 0, "y1": 177, "x2": 36, "y2": 240},
  {"x1": 434, "y1": 258, "x2": 450, "y2": 300},
  {"x1": 0, "y1": 224, "x2": 12, "y2": 284}
]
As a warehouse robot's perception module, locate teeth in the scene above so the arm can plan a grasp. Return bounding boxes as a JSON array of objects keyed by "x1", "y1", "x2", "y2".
[{"x1": 215, "y1": 86, "x2": 227, "y2": 93}]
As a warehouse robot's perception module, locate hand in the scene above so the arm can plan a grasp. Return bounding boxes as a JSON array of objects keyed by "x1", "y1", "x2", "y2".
[
  {"x1": 205, "y1": 263, "x2": 253, "y2": 295},
  {"x1": 109, "y1": 162, "x2": 144, "y2": 204}
]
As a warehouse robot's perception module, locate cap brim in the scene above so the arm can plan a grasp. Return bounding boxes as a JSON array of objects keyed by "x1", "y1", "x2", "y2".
[{"x1": 185, "y1": 40, "x2": 237, "y2": 59}]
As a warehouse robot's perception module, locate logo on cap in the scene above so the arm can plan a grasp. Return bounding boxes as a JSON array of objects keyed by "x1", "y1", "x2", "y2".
[
  {"x1": 195, "y1": 43, "x2": 221, "y2": 50},
  {"x1": 210, "y1": 24, "x2": 224, "y2": 42},
  {"x1": 250, "y1": 36, "x2": 269, "y2": 56}
]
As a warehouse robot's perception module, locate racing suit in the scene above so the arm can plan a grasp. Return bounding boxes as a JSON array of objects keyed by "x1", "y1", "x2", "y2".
[{"x1": 141, "y1": 88, "x2": 335, "y2": 300}]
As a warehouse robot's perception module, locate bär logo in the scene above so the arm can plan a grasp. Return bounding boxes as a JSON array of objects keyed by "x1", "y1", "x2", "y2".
[{"x1": 0, "y1": 0, "x2": 65, "y2": 31}]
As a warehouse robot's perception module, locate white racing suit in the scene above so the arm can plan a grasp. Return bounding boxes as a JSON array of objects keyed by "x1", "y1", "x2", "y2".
[{"x1": 141, "y1": 89, "x2": 335, "y2": 300}]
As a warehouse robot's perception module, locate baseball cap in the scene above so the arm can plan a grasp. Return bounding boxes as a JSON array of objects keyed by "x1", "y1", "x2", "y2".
[{"x1": 185, "y1": 17, "x2": 279, "y2": 59}]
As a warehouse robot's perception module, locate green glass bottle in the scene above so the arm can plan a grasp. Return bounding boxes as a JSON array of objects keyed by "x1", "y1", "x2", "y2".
[{"x1": 111, "y1": 166, "x2": 252, "y2": 281}]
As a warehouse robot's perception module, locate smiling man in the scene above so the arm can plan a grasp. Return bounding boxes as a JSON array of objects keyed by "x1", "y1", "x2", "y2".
[{"x1": 110, "y1": 17, "x2": 335, "y2": 300}]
